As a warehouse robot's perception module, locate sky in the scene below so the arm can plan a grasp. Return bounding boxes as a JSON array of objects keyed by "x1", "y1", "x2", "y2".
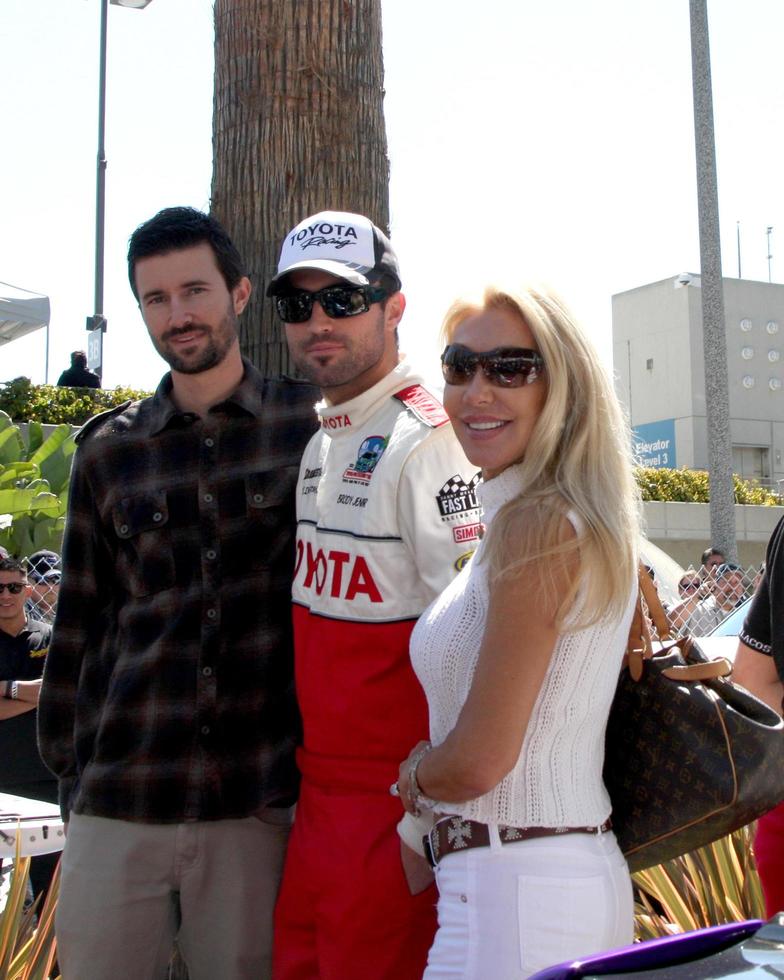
[{"x1": 2, "y1": 0, "x2": 783, "y2": 392}]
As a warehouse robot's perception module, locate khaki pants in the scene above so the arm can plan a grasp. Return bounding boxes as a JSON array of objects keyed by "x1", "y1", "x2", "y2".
[{"x1": 56, "y1": 810, "x2": 291, "y2": 980}]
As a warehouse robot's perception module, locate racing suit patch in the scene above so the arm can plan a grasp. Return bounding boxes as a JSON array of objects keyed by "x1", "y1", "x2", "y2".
[
  {"x1": 436, "y1": 473, "x2": 481, "y2": 523},
  {"x1": 393, "y1": 385, "x2": 449, "y2": 428}
]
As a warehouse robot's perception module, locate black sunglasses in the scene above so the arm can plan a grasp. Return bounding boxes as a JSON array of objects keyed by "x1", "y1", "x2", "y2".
[
  {"x1": 275, "y1": 284, "x2": 388, "y2": 324},
  {"x1": 0, "y1": 582, "x2": 25, "y2": 595},
  {"x1": 441, "y1": 345, "x2": 545, "y2": 388},
  {"x1": 680, "y1": 580, "x2": 701, "y2": 591}
]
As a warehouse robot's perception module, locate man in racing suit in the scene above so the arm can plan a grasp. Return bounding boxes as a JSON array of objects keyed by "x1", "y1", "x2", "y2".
[{"x1": 269, "y1": 211, "x2": 482, "y2": 979}]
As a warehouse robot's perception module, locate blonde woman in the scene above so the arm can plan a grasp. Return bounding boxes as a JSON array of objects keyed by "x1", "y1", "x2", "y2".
[{"x1": 396, "y1": 285, "x2": 641, "y2": 978}]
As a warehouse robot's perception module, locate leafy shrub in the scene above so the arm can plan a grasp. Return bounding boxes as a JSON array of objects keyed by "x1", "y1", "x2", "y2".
[
  {"x1": 0, "y1": 377, "x2": 150, "y2": 426},
  {"x1": 636, "y1": 467, "x2": 783, "y2": 505}
]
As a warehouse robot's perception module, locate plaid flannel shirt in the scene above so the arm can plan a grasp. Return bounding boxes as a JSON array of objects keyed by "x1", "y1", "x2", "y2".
[{"x1": 38, "y1": 361, "x2": 318, "y2": 822}]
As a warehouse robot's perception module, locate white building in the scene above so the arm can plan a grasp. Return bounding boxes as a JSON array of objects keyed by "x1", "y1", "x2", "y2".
[
  {"x1": 613, "y1": 274, "x2": 784, "y2": 567},
  {"x1": 613, "y1": 273, "x2": 784, "y2": 484}
]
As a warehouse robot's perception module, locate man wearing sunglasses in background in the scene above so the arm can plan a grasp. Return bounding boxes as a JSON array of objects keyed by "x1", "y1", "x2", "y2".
[
  {"x1": 0, "y1": 557, "x2": 59, "y2": 897},
  {"x1": 268, "y1": 211, "x2": 481, "y2": 979},
  {"x1": 38, "y1": 207, "x2": 318, "y2": 980}
]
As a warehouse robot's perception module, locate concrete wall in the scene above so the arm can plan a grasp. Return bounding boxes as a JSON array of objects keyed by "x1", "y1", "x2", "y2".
[
  {"x1": 643, "y1": 500, "x2": 779, "y2": 568},
  {"x1": 612, "y1": 278, "x2": 693, "y2": 427},
  {"x1": 15, "y1": 422, "x2": 73, "y2": 447}
]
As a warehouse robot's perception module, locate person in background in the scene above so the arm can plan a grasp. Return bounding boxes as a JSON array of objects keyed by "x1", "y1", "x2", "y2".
[
  {"x1": 56, "y1": 350, "x2": 101, "y2": 389},
  {"x1": 270, "y1": 210, "x2": 481, "y2": 979},
  {"x1": 26, "y1": 550, "x2": 60, "y2": 585},
  {"x1": 38, "y1": 207, "x2": 317, "y2": 980},
  {"x1": 0, "y1": 556, "x2": 58, "y2": 899},
  {"x1": 700, "y1": 546, "x2": 726, "y2": 578},
  {"x1": 677, "y1": 571, "x2": 702, "y2": 599},
  {"x1": 28, "y1": 570, "x2": 60, "y2": 625},
  {"x1": 397, "y1": 283, "x2": 640, "y2": 978},
  {"x1": 734, "y1": 518, "x2": 784, "y2": 918},
  {"x1": 26, "y1": 551, "x2": 62, "y2": 624},
  {"x1": 713, "y1": 563, "x2": 747, "y2": 611},
  {"x1": 671, "y1": 561, "x2": 746, "y2": 635}
]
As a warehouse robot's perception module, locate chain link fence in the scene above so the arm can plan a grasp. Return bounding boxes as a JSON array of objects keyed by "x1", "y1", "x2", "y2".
[
  {"x1": 651, "y1": 561, "x2": 761, "y2": 638},
  {"x1": 22, "y1": 551, "x2": 61, "y2": 626},
  {"x1": 17, "y1": 551, "x2": 763, "y2": 639}
]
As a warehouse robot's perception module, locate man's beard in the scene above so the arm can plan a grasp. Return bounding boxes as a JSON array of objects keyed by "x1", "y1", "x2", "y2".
[{"x1": 155, "y1": 308, "x2": 238, "y2": 374}]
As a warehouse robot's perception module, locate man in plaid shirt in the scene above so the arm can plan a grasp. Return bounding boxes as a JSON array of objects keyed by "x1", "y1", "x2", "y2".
[{"x1": 38, "y1": 207, "x2": 317, "y2": 980}]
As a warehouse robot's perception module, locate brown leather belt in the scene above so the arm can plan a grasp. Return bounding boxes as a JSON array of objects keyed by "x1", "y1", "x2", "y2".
[{"x1": 424, "y1": 815, "x2": 613, "y2": 868}]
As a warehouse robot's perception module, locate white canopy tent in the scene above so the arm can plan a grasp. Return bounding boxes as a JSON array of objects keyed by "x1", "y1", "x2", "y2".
[{"x1": 0, "y1": 282, "x2": 50, "y2": 346}]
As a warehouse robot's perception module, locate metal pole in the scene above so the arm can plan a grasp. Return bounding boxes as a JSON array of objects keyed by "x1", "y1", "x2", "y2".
[
  {"x1": 86, "y1": 0, "x2": 110, "y2": 382},
  {"x1": 736, "y1": 221, "x2": 741, "y2": 279},
  {"x1": 689, "y1": 0, "x2": 737, "y2": 561},
  {"x1": 95, "y1": 0, "x2": 108, "y2": 324}
]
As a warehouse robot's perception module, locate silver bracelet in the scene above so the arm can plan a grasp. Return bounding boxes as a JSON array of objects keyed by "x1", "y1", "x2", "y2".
[{"x1": 407, "y1": 743, "x2": 437, "y2": 816}]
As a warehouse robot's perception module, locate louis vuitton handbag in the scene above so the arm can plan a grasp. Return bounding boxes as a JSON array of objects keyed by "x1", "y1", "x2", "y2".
[{"x1": 603, "y1": 567, "x2": 784, "y2": 873}]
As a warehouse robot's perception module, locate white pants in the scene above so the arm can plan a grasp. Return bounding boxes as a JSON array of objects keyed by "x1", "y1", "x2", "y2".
[
  {"x1": 56, "y1": 810, "x2": 291, "y2": 980},
  {"x1": 424, "y1": 828, "x2": 633, "y2": 979}
]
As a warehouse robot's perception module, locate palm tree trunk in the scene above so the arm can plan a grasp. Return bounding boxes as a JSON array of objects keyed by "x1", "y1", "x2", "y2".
[
  {"x1": 689, "y1": 0, "x2": 737, "y2": 561},
  {"x1": 211, "y1": 0, "x2": 390, "y2": 375}
]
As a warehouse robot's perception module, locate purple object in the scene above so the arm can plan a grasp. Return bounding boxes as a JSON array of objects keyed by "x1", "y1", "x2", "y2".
[{"x1": 528, "y1": 920, "x2": 764, "y2": 978}]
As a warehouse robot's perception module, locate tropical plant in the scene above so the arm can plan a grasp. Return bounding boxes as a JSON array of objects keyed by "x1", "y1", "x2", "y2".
[
  {"x1": 633, "y1": 825, "x2": 765, "y2": 940},
  {"x1": 0, "y1": 844, "x2": 60, "y2": 980},
  {"x1": 0, "y1": 411, "x2": 76, "y2": 558}
]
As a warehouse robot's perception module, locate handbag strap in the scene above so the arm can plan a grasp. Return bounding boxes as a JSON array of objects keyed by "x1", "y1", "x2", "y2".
[
  {"x1": 625, "y1": 564, "x2": 672, "y2": 681},
  {"x1": 625, "y1": 564, "x2": 733, "y2": 683},
  {"x1": 638, "y1": 567, "x2": 672, "y2": 640},
  {"x1": 625, "y1": 571, "x2": 653, "y2": 682}
]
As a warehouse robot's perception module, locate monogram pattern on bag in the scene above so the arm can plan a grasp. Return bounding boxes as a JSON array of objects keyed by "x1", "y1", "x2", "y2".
[{"x1": 604, "y1": 640, "x2": 784, "y2": 873}]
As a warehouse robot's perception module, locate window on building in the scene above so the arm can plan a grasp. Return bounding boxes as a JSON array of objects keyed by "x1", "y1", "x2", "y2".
[{"x1": 732, "y1": 446, "x2": 770, "y2": 480}]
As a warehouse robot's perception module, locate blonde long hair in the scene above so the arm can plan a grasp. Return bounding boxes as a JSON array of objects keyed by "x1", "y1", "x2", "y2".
[{"x1": 442, "y1": 284, "x2": 641, "y2": 629}]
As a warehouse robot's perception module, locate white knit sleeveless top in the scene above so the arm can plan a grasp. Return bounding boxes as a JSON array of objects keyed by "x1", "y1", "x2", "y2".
[{"x1": 410, "y1": 462, "x2": 637, "y2": 827}]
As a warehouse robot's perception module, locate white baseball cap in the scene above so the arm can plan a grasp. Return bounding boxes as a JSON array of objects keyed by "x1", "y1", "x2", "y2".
[{"x1": 267, "y1": 210, "x2": 401, "y2": 295}]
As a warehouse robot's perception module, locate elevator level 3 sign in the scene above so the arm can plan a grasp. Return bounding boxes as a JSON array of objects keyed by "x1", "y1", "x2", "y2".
[{"x1": 633, "y1": 419, "x2": 676, "y2": 469}]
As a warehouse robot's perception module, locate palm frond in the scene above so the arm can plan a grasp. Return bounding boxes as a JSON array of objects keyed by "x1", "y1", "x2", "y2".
[{"x1": 633, "y1": 824, "x2": 765, "y2": 939}]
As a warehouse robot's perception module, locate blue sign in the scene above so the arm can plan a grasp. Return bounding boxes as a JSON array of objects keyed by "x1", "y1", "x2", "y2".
[{"x1": 633, "y1": 419, "x2": 676, "y2": 469}]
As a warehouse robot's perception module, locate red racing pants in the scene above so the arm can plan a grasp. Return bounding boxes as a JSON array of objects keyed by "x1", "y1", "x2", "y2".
[
  {"x1": 273, "y1": 752, "x2": 437, "y2": 979},
  {"x1": 755, "y1": 801, "x2": 784, "y2": 917}
]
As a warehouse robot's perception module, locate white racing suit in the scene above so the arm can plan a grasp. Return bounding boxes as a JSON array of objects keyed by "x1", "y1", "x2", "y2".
[{"x1": 273, "y1": 359, "x2": 482, "y2": 980}]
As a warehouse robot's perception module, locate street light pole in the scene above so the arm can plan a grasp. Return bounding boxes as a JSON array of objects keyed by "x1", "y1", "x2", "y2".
[
  {"x1": 90, "y1": 0, "x2": 109, "y2": 347},
  {"x1": 86, "y1": 0, "x2": 154, "y2": 380}
]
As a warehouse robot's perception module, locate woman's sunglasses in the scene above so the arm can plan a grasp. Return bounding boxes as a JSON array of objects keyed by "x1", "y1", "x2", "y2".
[
  {"x1": 0, "y1": 582, "x2": 25, "y2": 595},
  {"x1": 441, "y1": 345, "x2": 545, "y2": 388},
  {"x1": 679, "y1": 579, "x2": 701, "y2": 592},
  {"x1": 274, "y1": 284, "x2": 388, "y2": 324}
]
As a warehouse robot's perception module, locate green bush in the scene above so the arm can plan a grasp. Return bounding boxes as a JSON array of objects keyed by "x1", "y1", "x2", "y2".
[
  {"x1": 0, "y1": 377, "x2": 150, "y2": 426},
  {"x1": 635, "y1": 466, "x2": 783, "y2": 505}
]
